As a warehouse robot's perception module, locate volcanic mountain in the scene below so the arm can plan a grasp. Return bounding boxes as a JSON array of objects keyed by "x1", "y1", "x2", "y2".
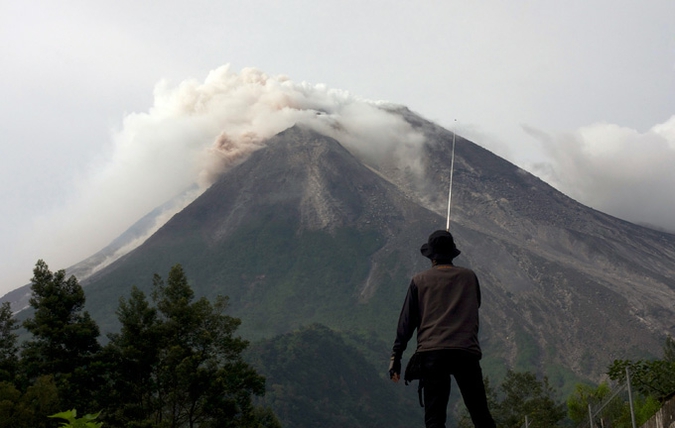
[{"x1": 9, "y1": 108, "x2": 675, "y2": 388}]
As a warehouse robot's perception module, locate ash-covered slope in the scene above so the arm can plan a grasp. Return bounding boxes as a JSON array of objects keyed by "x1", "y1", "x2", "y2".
[
  {"x1": 82, "y1": 125, "x2": 438, "y2": 339},
  {"x1": 1, "y1": 187, "x2": 200, "y2": 313},
  {"x1": 375, "y1": 108, "x2": 675, "y2": 375},
  {"x1": 80, "y1": 114, "x2": 675, "y2": 385}
]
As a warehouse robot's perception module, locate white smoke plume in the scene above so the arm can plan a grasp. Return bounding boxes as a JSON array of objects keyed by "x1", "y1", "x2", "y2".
[
  {"x1": 526, "y1": 115, "x2": 675, "y2": 232},
  {"x1": 22, "y1": 65, "x2": 426, "y2": 277},
  {"x1": 119, "y1": 65, "x2": 426, "y2": 189}
]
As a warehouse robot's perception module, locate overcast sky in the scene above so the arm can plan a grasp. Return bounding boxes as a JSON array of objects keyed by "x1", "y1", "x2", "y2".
[{"x1": 1, "y1": 0, "x2": 674, "y2": 295}]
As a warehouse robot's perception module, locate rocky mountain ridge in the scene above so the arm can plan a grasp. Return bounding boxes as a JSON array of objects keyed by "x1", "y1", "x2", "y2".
[{"x1": 5, "y1": 110, "x2": 675, "y2": 387}]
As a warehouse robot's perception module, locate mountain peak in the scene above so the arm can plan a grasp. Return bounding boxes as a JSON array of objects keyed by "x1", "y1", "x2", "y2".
[
  {"x1": 155, "y1": 124, "x2": 427, "y2": 244},
  {"x1": 18, "y1": 110, "x2": 675, "y2": 389}
]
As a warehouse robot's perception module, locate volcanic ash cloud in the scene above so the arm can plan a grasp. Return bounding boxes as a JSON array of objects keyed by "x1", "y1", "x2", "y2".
[
  {"x1": 527, "y1": 115, "x2": 675, "y2": 232},
  {"x1": 29, "y1": 65, "x2": 427, "y2": 272}
]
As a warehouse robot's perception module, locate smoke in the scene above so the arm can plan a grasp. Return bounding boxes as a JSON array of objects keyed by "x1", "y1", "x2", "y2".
[
  {"x1": 526, "y1": 115, "x2": 675, "y2": 232},
  {"x1": 121, "y1": 65, "x2": 426, "y2": 188},
  {"x1": 22, "y1": 65, "x2": 426, "y2": 275}
]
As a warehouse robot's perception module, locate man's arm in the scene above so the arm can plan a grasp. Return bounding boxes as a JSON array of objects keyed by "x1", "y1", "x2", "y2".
[{"x1": 390, "y1": 280, "x2": 419, "y2": 381}]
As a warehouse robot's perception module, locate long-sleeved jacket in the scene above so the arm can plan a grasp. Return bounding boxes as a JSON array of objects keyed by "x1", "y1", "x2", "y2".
[{"x1": 392, "y1": 264, "x2": 482, "y2": 359}]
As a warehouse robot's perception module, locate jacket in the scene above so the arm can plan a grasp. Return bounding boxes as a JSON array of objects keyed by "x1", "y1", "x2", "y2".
[{"x1": 392, "y1": 264, "x2": 482, "y2": 359}]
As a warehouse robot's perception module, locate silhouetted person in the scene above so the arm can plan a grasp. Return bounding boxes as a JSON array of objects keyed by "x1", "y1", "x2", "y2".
[{"x1": 389, "y1": 230, "x2": 496, "y2": 428}]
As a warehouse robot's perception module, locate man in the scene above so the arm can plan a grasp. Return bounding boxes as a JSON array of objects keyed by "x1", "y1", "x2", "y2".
[{"x1": 389, "y1": 230, "x2": 496, "y2": 428}]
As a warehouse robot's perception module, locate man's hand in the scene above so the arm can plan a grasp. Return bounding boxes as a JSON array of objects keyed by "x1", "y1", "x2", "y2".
[{"x1": 388, "y1": 353, "x2": 401, "y2": 382}]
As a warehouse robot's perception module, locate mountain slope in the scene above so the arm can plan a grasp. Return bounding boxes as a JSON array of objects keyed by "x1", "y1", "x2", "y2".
[
  {"x1": 81, "y1": 125, "x2": 437, "y2": 342},
  {"x1": 246, "y1": 324, "x2": 423, "y2": 428},
  {"x1": 44, "y1": 113, "x2": 675, "y2": 387},
  {"x1": 383, "y1": 108, "x2": 675, "y2": 376}
]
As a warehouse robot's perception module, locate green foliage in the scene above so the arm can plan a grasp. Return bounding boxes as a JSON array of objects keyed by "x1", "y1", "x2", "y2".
[
  {"x1": 49, "y1": 409, "x2": 102, "y2": 428},
  {"x1": 0, "y1": 260, "x2": 280, "y2": 427},
  {"x1": 489, "y1": 370, "x2": 567, "y2": 428},
  {"x1": 82, "y1": 222, "x2": 390, "y2": 341},
  {"x1": 566, "y1": 382, "x2": 612, "y2": 424},
  {"x1": 0, "y1": 302, "x2": 19, "y2": 382},
  {"x1": 22, "y1": 260, "x2": 101, "y2": 363},
  {"x1": 246, "y1": 324, "x2": 421, "y2": 428},
  {"x1": 20, "y1": 260, "x2": 102, "y2": 413},
  {"x1": 607, "y1": 358, "x2": 675, "y2": 403},
  {"x1": 568, "y1": 338, "x2": 675, "y2": 428},
  {"x1": 0, "y1": 375, "x2": 60, "y2": 428},
  {"x1": 567, "y1": 381, "x2": 661, "y2": 428},
  {"x1": 250, "y1": 406, "x2": 283, "y2": 428},
  {"x1": 217, "y1": 225, "x2": 384, "y2": 338},
  {"x1": 0, "y1": 381, "x2": 27, "y2": 426},
  {"x1": 607, "y1": 336, "x2": 675, "y2": 403},
  {"x1": 590, "y1": 336, "x2": 675, "y2": 427},
  {"x1": 99, "y1": 285, "x2": 159, "y2": 426},
  {"x1": 634, "y1": 395, "x2": 661, "y2": 424},
  {"x1": 103, "y1": 264, "x2": 272, "y2": 427},
  {"x1": 542, "y1": 361, "x2": 589, "y2": 400}
]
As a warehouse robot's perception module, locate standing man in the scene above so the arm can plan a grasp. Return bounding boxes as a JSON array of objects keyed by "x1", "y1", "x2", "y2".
[{"x1": 389, "y1": 230, "x2": 496, "y2": 428}]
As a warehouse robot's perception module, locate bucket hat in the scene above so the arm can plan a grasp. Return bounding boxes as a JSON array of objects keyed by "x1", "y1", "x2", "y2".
[{"x1": 420, "y1": 230, "x2": 461, "y2": 260}]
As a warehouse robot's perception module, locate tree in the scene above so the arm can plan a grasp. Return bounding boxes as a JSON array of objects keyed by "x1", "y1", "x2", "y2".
[
  {"x1": 607, "y1": 359, "x2": 675, "y2": 403},
  {"x1": 607, "y1": 336, "x2": 675, "y2": 403},
  {"x1": 0, "y1": 302, "x2": 19, "y2": 382},
  {"x1": 20, "y1": 260, "x2": 102, "y2": 412},
  {"x1": 567, "y1": 381, "x2": 660, "y2": 428},
  {"x1": 567, "y1": 382, "x2": 612, "y2": 424},
  {"x1": 456, "y1": 371, "x2": 566, "y2": 428},
  {"x1": 491, "y1": 370, "x2": 566, "y2": 428},
  {"x1": 571, "y1": 337, "x2": 675, "y2": 428},
  {"x1": 0, "y1": 381, "x2": 28, "y2": 427},
  {"x1": 100, "y1": 285, "x2": 160, "y2": 426},
  {"x1": 104, "y1": 264, "x2": 273, "y2": 427},
  {"x1": 0, "y1": 375, "x2": 60, "y2": 428}
]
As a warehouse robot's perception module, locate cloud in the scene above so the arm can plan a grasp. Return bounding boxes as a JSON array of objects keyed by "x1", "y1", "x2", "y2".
[
  {"x1": 526, "y1": 115, "x2": 675, "y2": 231},
  {"x1": 137, "y1": 65, "x2": 426, "y2": 186},
  {"x1": 19, "y1": 65, "x2": 426, "y2": 277}
]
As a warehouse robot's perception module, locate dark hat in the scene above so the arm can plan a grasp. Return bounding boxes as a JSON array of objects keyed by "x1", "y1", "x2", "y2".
[{"x1": 420, "y1": 230, "x2": 461, "y2": 260}]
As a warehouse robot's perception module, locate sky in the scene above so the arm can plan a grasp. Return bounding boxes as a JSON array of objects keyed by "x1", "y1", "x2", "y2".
[{"x1": 1, "y1": 0, "x2": 674, "y2": 295}]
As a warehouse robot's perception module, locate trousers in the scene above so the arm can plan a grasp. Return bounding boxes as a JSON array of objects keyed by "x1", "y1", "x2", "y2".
[{"x1": 421, "y1": 349, "x2": 496, "y2": 428}]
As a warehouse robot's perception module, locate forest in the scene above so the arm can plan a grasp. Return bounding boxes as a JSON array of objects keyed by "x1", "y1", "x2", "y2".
[{"x1": 0, "y1": 261, "x2": 673, "y2": 427}]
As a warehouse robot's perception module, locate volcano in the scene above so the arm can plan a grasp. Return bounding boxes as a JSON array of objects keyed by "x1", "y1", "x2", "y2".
[{"x1": 8, "y1": 108, "x2": 675, "y2": 389}]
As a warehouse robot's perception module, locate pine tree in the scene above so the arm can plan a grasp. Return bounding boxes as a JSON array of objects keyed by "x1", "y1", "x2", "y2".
[
  {"x1": 0, "y1": 302, "x2": 19, "y2": 382},
  {"x1": 20, "y1": 259, "x2": 102, "y2": 411},
  {"x1": 491, "y1": 370, "x2": 566, "y2": 428},
  {"x1": 102, "y1": 284, "x2": 161, "y2": 426},
  {"x1": 104, "y1": 264, "x2": 270, "y2": 427}
]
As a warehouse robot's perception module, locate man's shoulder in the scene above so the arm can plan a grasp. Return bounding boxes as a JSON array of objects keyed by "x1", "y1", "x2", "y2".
[
  {"x1": 453, "y1": 265, "x2": 476, "y2": 275},
  {"x1": 414, "y1": 265, "x2": 477, "y2": 280}
]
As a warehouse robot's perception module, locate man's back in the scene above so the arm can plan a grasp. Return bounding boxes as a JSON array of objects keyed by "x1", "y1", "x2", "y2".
[{"x1": 414, "y1": 265, "x2": 481, "y2": 356}]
